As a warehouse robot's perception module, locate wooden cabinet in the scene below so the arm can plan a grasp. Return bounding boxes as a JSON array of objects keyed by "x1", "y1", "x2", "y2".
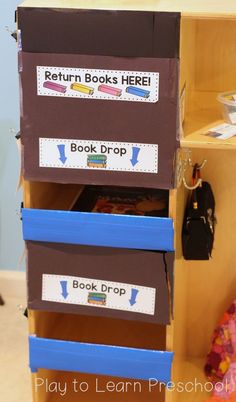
[{"x1": 19, "y1": 1, "x2": 236, "y2": 402}]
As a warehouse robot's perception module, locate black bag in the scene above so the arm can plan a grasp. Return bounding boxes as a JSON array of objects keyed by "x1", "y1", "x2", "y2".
[{"x1": 182, "y1": 165, "x2": 216, "y2": 260}]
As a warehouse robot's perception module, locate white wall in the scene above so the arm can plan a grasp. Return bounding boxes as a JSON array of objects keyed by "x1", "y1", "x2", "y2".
[{"x1": 0, "y1": 1, "x2": 24, "y2": 270}]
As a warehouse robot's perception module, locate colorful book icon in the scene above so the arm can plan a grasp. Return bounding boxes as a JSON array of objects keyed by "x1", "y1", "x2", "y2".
[
  {"x1": 70, "y1": 82, "x2": 94, "y2": 95},
  {"x1": 87, "y1": 160, "x2": 106, "y2": 164},
  {"x1": 87, "y1": 155, "x2": 107, "y2": 161},
  {"x1": 98, "y1": 84, "x2": 122, "y2": 97},
  {"x1": 87, "y1": 154, "x2": 107, "y2": 168},
  {"x1": 88, "y1": 292, "x2": 107, "y2": 306},
  {"x1": 126, "y1": 86, "x2": 150, "y2": 98},
  {"x1": 43, "y1": 81, "x2": 67, "y2": 93},
  {"x1": 87, "y1": 162, "x2": 107, "y2": 168}
]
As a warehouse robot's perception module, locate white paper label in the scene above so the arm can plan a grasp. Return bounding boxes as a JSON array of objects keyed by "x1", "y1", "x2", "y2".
[
  {"x1": 207, "y1": 123, "x2": 236, "y2": 139},
  {"x1": 37, "y1": 66, "x2": 159, "y2": 103},
  {"x1": 42, "y1": 274, "x2": 156, "y2": 315},
  {"x1": 39, "y1": 138, "x2": 158, "y2": 173}
]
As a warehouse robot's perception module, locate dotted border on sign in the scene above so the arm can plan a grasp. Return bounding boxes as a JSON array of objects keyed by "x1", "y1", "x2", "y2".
[
  {"x1": 42, "y1": 274, "x2": 156, "y2": 315},
  {"x1": 37, "y1": 66, "x2": 159, "y2": 103},
  {"x1": 39, "y1": 138, "x2": 158, "y2": 174}
]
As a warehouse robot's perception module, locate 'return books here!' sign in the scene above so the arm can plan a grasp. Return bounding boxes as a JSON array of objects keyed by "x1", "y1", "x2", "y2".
[
  {"x1": 39, "y1": 138, "x2": 158, "y2": 173},
  {"x1": 37, "y1": 66, "x2": 159, "y2": 103}
]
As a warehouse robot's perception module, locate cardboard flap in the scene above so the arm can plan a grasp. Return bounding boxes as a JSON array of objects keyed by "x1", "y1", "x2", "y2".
[
  {"x1": 18, "y1": 8, "x2": 180, "y2": 58},
  {"x1": 27, "y1": 242, "x2": 174, "y2": 325}
]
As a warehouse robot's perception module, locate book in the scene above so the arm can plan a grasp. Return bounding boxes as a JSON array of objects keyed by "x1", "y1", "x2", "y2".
[{"x1": 71, "y1": 186, "x2": 169, "y2": 218}]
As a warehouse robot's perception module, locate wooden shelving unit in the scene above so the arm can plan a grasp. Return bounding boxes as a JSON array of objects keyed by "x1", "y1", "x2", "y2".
[
  {"x1": 181, "y1": 118, "x2": 236, "y2": 149},
  {"x1": 172, "y1": 9, "x2": 236, "y2": 401},
  {"x1": 19, "y1": 1, "x2": 236, "y2": 402}
]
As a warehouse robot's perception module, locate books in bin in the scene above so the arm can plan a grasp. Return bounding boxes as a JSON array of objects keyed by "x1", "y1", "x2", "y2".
[{"x1": 71, "y1": 186, "x2": 169, "y2": 217}]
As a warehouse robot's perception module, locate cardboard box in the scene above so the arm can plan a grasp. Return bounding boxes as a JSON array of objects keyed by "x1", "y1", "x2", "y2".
[
  {"x1": 27, "y1": 241, "x2": 174, "y2": 325},
  {"x1": 18, "y1": 8, "x2": 180, "y2": 189}
]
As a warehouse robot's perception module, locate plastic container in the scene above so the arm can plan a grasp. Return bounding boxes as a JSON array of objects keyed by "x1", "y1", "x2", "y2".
[{"x1": 217, "y1": 91, "x2": 236, "y2": 124}]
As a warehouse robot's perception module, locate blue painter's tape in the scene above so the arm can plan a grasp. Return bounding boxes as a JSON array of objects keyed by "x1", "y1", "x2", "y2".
[
  {"x1": 126, "y1": 86, "x2": 150, "y2": 98},
  {"x1": 29, "y1": 336, "x2": 173, "y2": 383},
  {"x1": 22, "y1": 208, "x2": 174, "y2": 251}
]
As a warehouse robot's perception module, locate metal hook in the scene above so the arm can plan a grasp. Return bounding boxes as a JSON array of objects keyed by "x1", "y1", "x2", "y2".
[
  {"x1": 182, "y1": 176, "x2": 202, "y2": 190},
  {"x1": 5, "y1": 26, "x2": 17, "y2": 41},
  {"x1": 182, "y1": 158, "x2": 207, "y2": 190},
  {"x1": 197, "y1": 159, "x2": 207, "y2": 170},
  {"x1": 188, "y1": 158, "x2": 207, "y2": 170}
]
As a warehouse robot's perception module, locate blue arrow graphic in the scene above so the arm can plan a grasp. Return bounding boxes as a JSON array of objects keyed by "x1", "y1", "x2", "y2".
[
  {"x1": 130, "y1": 147, "x2": 140, "y2": 166},
  {"x1": 60, "y1": 281, "x2": 69, "y2": 299},
  {"x1": 57, "y1": 144, "x2": 67, "y2": 164},
  {"x1": 129, "y1": 288, "x2": 139, "y2": 306}
]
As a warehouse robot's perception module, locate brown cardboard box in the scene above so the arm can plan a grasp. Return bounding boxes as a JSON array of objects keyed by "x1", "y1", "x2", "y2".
[
  {"x1": 19, "y1": 8, "x2": 180, "y2": 189},
  {"x1": 27, "y1": 241, "x2": 174, "y2": 325}
]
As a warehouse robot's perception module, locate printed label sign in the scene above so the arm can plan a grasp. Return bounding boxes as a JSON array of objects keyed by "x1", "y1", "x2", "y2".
[
  {"x1": 206, "y1": 123, "x2": 236, "y2": 139},
  {"x1": 39, "y1": 138, "x2": 158, "y2": 173},
  {"x1": 37, "y1": 66, "x2": 159, "y2": 103},
  {"x1": 42, "y1": 274, "x2": 156, "y2": 315}
]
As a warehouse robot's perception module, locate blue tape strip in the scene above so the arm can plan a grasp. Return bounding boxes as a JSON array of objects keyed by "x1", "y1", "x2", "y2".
[
  {"x1": 22, "y1": 208, "x2": 174, "y2": 251},
  {"x1": 29, "y1": 336, "x2": 173, "y2": 382}
]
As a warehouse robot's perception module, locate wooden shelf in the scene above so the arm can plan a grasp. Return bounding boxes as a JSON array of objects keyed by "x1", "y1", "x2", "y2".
[
  {"x1": 19, "y1": 0, "x2": 236, "y2": 18},
  {"x1": 173, "y1": 357, "x2": 211, "y2": 402},
  {"x1": 181, "y1": 116, "x2": 236, "y2": 150}
]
